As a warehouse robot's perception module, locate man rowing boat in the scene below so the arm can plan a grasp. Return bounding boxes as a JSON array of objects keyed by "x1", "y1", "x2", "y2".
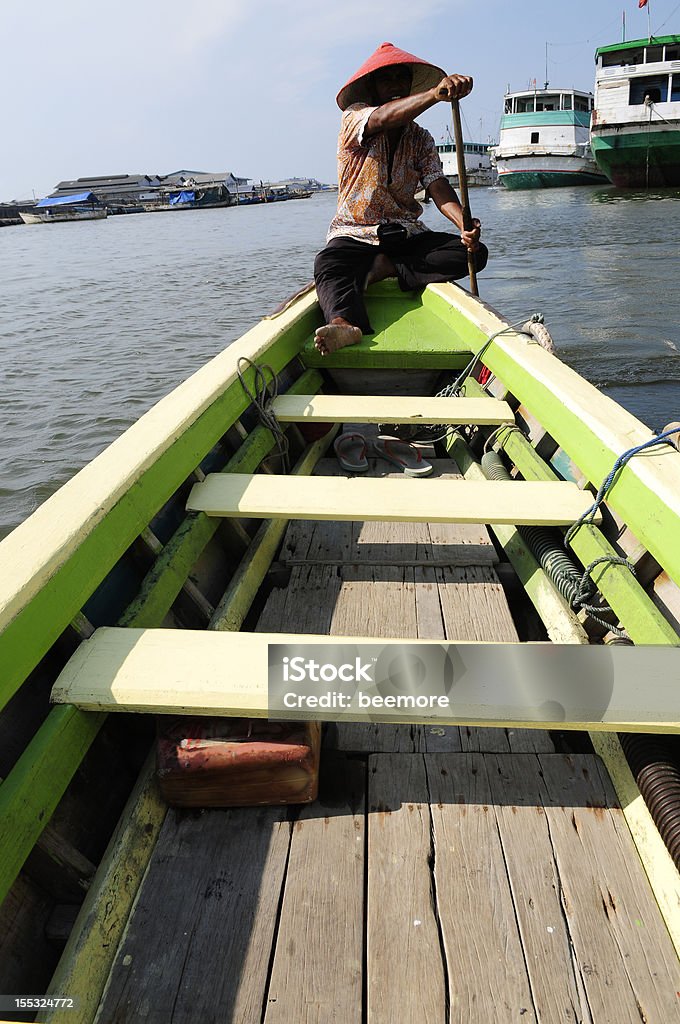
[{"x1": 314, "y1": 42, "x2": 488, "y2": 356}]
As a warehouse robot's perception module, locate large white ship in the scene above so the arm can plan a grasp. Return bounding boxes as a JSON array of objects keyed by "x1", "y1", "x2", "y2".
[
  {"x1": 436, "y1": 139, "x2": 495, "y2": 187},
  {"x1": 591, "y1": 34, "x2": 680, "y2": 188},
  {"x1": 491, "y1": 87, "x2": 607, "y2": 189}
]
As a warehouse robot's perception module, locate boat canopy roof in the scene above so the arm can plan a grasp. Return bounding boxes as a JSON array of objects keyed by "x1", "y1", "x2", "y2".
[
  {"x1": 596, "y1": 34, "x2": 680, "y2": 57},
  {"x1": 36, "y1": 191, "x2": 98, "y2": 208},
  {"x1": 503, "y1": 89, "x2": 593, "y2": 114},
  {"x1": 503, "y1": 87, "x2": 593, "y2": 99}
]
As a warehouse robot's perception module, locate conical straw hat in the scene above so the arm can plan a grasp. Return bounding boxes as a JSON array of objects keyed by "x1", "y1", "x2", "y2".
[{"x1": 336, "y1": 42, "x2": 445, "y2": 110}]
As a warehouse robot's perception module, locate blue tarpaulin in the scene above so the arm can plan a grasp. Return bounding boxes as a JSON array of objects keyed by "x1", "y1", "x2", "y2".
[
  {"x1": 36, "y1": 191, "x2": 98, "y2": 208},
  {"x1": 168, "y1": 191, "x2": 195, "y2": 205}
]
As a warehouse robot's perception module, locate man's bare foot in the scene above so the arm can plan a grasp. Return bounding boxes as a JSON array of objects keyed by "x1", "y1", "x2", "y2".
[
  {"x1": 365, "y1": 253, "x2": 397, "y2": 288},
  {"x1": 314, "y1": 318, "x2": 362, "y2": 357}
]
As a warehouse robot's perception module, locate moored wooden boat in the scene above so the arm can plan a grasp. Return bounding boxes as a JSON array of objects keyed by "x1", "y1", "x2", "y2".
[
  {"x1": 1, "y1": 279, "x2": 680, "y2": 1022},
  {"x1": 19, "y1": 192, "x2": 108, "y2": 225}
]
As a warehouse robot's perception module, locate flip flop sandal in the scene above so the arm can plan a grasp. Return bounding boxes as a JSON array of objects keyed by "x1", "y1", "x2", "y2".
[
  {"x1": 334, "y1": 432, "x2": 369, "y2": 473},
  {"x1": 373, "y1": 436, "x2": 433, "y2": 477}
]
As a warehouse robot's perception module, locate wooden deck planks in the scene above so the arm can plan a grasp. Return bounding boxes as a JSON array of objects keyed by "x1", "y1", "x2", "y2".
[
  {"x1": 437, "y1": 563, "x2": 519, "y2": 642},
  {"x1": 366, "y1": 753, "x2": 448, "y2": 1024},
  {"x1": 264, "y1": 757, "x2": 365, "y2": 1024},
  {"x1": 427, "y1": 520, "x2": 499, "y2": 567},
  {"x1": 91, "y1": 750, "x2": 680, "y2": 1023},
  {"x1": 425, "y1": 753, "x2": 537, "y2": 1023},
  {"x1": 368, "y1": 753, "x2": 680, "y2": 1024},
  {"x1": 328, "y1": 721, "x2": 429, "y2": 753},
  {"x1": 96, "y1": 805, "x2": 291, "y2": 1023},
  {"x1": 537, "y1": 753, "x2": 680, "y2": 1023},
  {"x1": 256, "y1": 564, "x2": 342, "y2": 635},
  {"x1": 485, "y1": 753, "x2": 588, "y2": 1023}
]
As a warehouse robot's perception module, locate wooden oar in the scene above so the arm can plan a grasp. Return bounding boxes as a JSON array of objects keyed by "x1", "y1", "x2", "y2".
[{"x1": 450, "y1": 97, "x2": 479, "y2": 296}]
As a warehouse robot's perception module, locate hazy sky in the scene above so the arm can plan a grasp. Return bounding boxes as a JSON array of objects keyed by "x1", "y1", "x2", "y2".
[{"x1": 3, "y1": 0, "x2": 677, "y2": 200}]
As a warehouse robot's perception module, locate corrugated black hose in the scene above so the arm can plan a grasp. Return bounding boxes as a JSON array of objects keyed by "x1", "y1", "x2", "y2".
[
  {"x1": 620, "y1": 733, "x2": 680, "y2": 871},
  {"x1": 481, "y1": 451, "x2": 680, "y2": 868},
  {"x1": 480, "y1": 451, "x2": 583, "y2": 605}
]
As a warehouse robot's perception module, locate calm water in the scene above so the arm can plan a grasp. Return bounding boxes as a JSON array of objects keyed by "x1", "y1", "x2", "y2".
[{"x1": 2, "y1": 187, "x2": 679, "y2": 538}]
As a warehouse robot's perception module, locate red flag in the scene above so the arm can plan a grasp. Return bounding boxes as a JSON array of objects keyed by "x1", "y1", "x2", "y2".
[{"x1": 639, "y1": 0, "x2": 648, "y2": 7}]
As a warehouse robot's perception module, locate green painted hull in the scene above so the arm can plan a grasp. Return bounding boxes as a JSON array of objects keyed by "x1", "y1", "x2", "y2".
[
  {"x1": 591, "y1": 130, "x2": 680, "y2": 188},
  {"x1": 500, "y1": 170, "x2": 608, "y2": 189}
]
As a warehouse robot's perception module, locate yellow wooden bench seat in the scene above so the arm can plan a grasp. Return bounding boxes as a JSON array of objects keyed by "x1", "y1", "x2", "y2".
[
  {"x1": 186, "y1": 474, "x2": 599, "y2": 527},
  {"x1": 270, "y1": 394, "x2": 514, "y2": 425},
  {"x1": 50, "y1": 627, "x2": 679, "y2": 733}
]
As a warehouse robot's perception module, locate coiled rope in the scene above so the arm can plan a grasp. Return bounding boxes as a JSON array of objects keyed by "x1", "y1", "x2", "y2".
[
  {"x1": 564, "y1": 425, "x2": 680, "y2": 549},
  {"x1": 439, "y1": 312, "x2": 549, "y2": 401},
  {"x1": 236, "y1": 357, "x2": 290, "y2": 473},
  {"x1": 395, "y1": 314, "x2": 551, "y2": 445}
]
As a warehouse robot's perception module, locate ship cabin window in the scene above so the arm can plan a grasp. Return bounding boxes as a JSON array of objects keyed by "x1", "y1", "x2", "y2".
[
  {"x1": 602, "y1": 49, "x2": 627, "y2": 68},
  {"x1": 515, "y1": 97, "x2": 536, "y2": 113},
  {"x1": 561, "y1": 94, "x2": 573, "y2": 110},
  {"x1": 644, "y1": 45, "x2": 664, "y2": 64},
  {"x1": 630, "y1": 75, "x2": 669, "y2": 104},
  {"x1": 666, "y1": 47, "x2": 680, "y2": 60},
  {"x1": 504, "y1": 98, "x2": 512, "y2": 113},
  {"x1": 602, "y1": 48, "x2": 644, "y2": 68},
  {"x1": 671, "y1": 75, "x2": 680, "y2": 101},
  {"x1": 535, "y1": 94, "x2": 559, "y2": 111},
  {"x1": 574, "y1": 96, "x2": 590, "y2": 111},
  {"x1": 530, "y1": 132, "x2": 539, "y2": 144}
]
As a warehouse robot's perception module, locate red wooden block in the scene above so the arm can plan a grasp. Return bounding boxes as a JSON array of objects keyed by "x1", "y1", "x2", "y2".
[{"x1": 156, "y1": 717, "x2": 320, "y2": 808}]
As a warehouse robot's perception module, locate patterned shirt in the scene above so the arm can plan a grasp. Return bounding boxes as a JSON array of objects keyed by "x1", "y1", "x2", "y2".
[{"x1": 327, "y1": 102, "x2": 445, "y2": 244}]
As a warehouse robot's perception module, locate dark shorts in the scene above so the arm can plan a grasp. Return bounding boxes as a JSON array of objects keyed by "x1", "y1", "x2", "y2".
[{"x1": 313, "y1": 231, "x2": 488, "y2": 334}]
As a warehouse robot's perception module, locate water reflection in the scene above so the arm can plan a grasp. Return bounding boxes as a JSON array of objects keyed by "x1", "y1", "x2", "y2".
[{"x1": 589, "y1": 186, "x2": 680, "y2": 203}]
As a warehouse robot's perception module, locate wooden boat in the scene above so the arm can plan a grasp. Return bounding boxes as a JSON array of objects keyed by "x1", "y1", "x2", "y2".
[
  {"x1": 1, "y1": 278, "x2": 680, "y2": 1022},
  {"x1": 20, "y1": 207, "x2": 107, "y2": 225},
  {"x1": 19, "y1": 192, "x2": 108, "y2": 225}
]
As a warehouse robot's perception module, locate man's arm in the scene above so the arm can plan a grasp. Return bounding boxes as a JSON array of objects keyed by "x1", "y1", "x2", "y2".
[
  {"x1": 364, "y1": 74, "x2": 473, "y2": 139},
  {"x1": 427, "y1": 176, "x2": 482, "y2": 252}
]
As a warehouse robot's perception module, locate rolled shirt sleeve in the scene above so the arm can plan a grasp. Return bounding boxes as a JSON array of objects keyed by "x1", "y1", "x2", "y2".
[
  {"x1": 340, "y1": 103, "x2": 378, "y2": 150},
  {"x1": 418, "y1": 129, "x2": 446, "y2": 190}
]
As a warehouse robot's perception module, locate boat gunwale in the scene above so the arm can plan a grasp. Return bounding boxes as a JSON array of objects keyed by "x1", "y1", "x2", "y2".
[
  {"x1": 0, "y1": 293, "x2": 320, "y2": 711},
  {"x1": 425, "y1": 283, "x2": 680, "y2": 590},
  {"x1": 0, "y1": 290, "x2": 319, "y2": 630}
]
